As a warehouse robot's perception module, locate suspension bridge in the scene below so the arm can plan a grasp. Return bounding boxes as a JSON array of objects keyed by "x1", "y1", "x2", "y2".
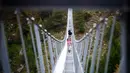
[{"x1": 0, "y1": 8, "x2": 126, "y2": 73}]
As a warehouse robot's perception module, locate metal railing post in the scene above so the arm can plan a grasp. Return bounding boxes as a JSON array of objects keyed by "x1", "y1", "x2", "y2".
[
  {"x1": 15, "y1": 9, "x2": 30, "y2": 73},
  {"x1": 55, "y1": 42, "x2": 58, "y2": 58},
  {"x1": 119, "y1": 15, "x2": 127, "y2": 73},
  {"x1": 95, "y1": 22, "x2": 106, "y2": 73},
  {"x1": 90, "y1": 24, "x2": 101, "y2": 73},
  {"x1": 83, "y1": 36, "x2": 89, "y2": 70},
  {"x1": 47, "y1": 35, "x2": 55, "y2": 72},
  {"x1": 34, "y1": 24, "x2": 45, "y2": 73},
  {"x1": 104, "y1": 16, "x2": 116, "y2": 73},
  {"x1": 27, "y1": 18, "x2": 40, "y2": 73},
  {"x1": 79, "y1": 42, "x2": 83, "y2": 61},
  {"x1": 43, "y1": 33, "x2": 50, "y2": 73},
  {"x1": 0, "y1": 21, "x2": 11, "y2": 73},
  {"x1": 85, "y1": 33, "x2": 94, "y2": 73}
]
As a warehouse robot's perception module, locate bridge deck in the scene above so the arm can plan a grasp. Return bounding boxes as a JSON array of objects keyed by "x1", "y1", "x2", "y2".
[{"x1": 64, "y1": 46, "x2": 75, "y2": 73}]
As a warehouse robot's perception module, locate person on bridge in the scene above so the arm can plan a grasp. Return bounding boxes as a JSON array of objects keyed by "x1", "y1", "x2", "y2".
[
  {"x1": 67, "y1": 37, "x2": 71, "y2": 53},
  {"x1": 68, "y1": 30, "x2": 72, "y2": 38}
]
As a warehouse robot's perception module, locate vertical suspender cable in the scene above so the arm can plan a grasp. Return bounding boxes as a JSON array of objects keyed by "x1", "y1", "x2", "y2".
[
  {"x1": 89, "y1": 24, "x2": 101, "y2": 73},
  {"x1": 28, "y1": 19, "x2": 40, "y2": 73},
  {"x1": 47, "y1": 35, "x2": 55, "y2": 72},
  {"x1": 43, "y1": 33, "x2": 50, "y2": 73},
  {"x1": 119, "y1": 15, "x2": 127, "y2": 73},
  {"x1": 85, "y1": 33, "x2": 93, "y2": 73},
  {"x1": 104, "y1": 16, "x2": 116, "y2": 73},
  {"x1": 34, "y1": 24, "x2": 45, "y2": 73},
  {"x1": 83, "y1": 36, "x2": 89, "y2": 70},
  {"x1": 95, "y1": 23, "x2": 106, "y2": 73},
  {"x1": 0, "y1": 21, "x2": 11, "y2": 73},
  {"x1": 15, "y1": 10, "x2": 30, "y2": 73}
]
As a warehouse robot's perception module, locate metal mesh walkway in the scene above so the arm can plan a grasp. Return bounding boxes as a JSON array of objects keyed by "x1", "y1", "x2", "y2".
[{"x1": 64, "y1": 46, "x2": 75, "y2": 73}]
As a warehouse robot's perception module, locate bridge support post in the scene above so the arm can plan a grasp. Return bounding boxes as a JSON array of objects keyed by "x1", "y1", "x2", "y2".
[
  {"x1": 77, "y1": 43, "x2": 80, "y2": 55},
  {"x1": 42, "y1": 32, "x2": 50, "y2": 73},
  {"x1": 47, "y1": 35, "x2": 55, "y2": 72},
  {"x1": 53, "y1": 40, "x2": 58, "y2": 63},
  {"x1": 15, "y1": 9, "x2": 30, "y2": 73},
  {"x1": 119, "y1": 11, "x2": 127, "y2": 73},
  {"x1": 55, "y1": 41, "x2": 59, "y2": 59},
  {"x1": 104, "y1": 16, "x2": 116, "y2": 73},
  {"x1": 27, "y1": 19, "x2": 40, "y2": 73},
  {"x1": 34, "y1": 24, "x2": 45, "y2": 73},
  {"x1": 0, "y1": 21, "x2": 11, "y2": 73},
  {"x1": 79, "y1": 42, "x2": 83, "y2": 61},
  {"x1": 95, "y1": 22, "x2": 106, "y2": 73},
  {"x1": 57, "y1": 42, "x2": 60, "y2": 56},
  {"x1": 83, "y1": 36, "x2": 89, "y2": 70},
  {"x1": 89, "y1": 24, "x2": 101, "y2": 73},
  {"x1": 85, "y1": 31, "x2": 94, "y2": 73}
]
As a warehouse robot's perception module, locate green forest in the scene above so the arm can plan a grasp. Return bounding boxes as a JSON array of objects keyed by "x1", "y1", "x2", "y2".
[{"x1": 0, "y1": 9, "x2": 120, "y2": 73}]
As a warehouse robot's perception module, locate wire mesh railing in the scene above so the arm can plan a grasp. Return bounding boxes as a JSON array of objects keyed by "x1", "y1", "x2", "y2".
[
  {"x1": 0, "y1": 8, "x2": 66, "y2": 73},
  {"x1": 73, "y1": 14, "x2": 124, "y2": 73}
]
